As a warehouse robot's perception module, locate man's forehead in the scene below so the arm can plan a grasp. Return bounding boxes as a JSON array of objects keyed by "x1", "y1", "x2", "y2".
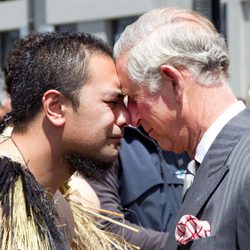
[
  {"x1": 121, "y1": 84, "x2": 139, "y2": 97},
  {"x1": 115, "y1": 54, "x2": 141, "y2": 96},
  {"x1": 120, "y1": 75, "x2": 141, "y2": 97},
  {"x1": 115, "y1": 54, "x2": 129, "y2": 79}
]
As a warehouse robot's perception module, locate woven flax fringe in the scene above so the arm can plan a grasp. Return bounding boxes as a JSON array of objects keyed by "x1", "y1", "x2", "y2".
[
  {"x1": 63, "y1": 185, "x2": 139, "y2": 250},
  {"x1": 1, "y1": 177, "x2": 52, "y2": 250},
  {"x1": 0, "y1": 157, "x2": 67, "y2": 250}
]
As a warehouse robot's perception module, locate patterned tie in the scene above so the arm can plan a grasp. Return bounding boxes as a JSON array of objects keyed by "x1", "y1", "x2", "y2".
[{"x1": 182, "y1": 160, "x2": 198, "y2": 199}]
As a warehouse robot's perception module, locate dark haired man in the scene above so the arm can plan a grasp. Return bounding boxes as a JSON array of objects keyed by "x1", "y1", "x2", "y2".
[{"x1": 0, "y1": 32, "x2": 129, "y2": 249}]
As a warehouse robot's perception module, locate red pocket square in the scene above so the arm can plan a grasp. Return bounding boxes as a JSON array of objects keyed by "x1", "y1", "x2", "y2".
[{"x1": 175, "y1": 215, "x2": 211, "y2": 245}]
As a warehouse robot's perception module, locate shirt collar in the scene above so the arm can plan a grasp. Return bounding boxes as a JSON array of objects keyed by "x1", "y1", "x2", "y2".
[{"x1": 195, "y1": 101, "x2": 246, "y2": 164}]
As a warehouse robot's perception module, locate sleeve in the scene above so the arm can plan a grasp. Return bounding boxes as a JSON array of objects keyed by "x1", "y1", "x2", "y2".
[
  {"x1": 237, "y1": 161, "x2": 250, "y2": 249},
  {"x1": 89, "y1": 160, "x2": 168, "y2": 250}
]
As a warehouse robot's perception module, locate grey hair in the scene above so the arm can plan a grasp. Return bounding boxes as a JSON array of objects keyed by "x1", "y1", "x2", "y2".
[{"x1": 114, "y1": 8, "x2": 230, "y2": 93}]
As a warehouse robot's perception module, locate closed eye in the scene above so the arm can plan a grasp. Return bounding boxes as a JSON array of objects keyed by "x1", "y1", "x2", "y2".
[{"x1": 104, "y1": 100, "x2": 120, "y2": 107}]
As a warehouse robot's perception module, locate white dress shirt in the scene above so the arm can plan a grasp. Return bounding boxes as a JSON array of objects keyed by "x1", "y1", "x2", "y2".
[{"x1": 195, "y1": 101, "x2": 246, "y2": 164}]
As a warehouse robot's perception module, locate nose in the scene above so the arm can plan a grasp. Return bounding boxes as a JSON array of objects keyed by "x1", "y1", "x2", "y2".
[
  {"x1": 128, "y1": 99, "x2": 141, "y2": 127},
  {"x1": 116, "y1": 102, "x2": 130, "y2": 127}
]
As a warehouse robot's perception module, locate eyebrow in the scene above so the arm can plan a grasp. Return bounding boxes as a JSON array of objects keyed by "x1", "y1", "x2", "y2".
[
  {"x1": 121, "y1": 90, "x2": 137, "y2": 100},
  {"x1": 121, "y1": 85, "x2": 139, "y2": 97},
  {"x1": 104, "y1": 90, "x2": 125, "y2": 99}
]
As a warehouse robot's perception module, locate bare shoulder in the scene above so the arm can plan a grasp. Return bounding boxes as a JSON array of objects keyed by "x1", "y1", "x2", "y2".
[
  {"x1": 0, "y1": 137, "x2": 25, "y2": 165},
  {"x1": 68, "y1": 174, "x2": 101, "y2": 208}
]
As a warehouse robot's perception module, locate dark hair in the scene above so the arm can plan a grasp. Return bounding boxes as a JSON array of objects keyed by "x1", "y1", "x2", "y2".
[{"x1": 2, "y1": 32, "x2": 113, "y2": 132}]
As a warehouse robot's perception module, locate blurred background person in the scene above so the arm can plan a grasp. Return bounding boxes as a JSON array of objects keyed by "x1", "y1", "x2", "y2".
[{"x1": 0, "y1": 70, "x2": 11, "y2": 122}]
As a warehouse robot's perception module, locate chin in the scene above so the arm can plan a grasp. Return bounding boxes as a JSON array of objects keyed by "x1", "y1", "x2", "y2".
[
  {"x1": 65, "y1": 151, "x2": 117, "y2": 181},
  {"x1": 158, "y1": 140, "x2": 172, "y2": 151},
  {"x1": 102, "y1": 151, "x2": 118, "y2": 163},
  {"x1": 101, "y1": 145, "x2": 119, "y2": 158}
]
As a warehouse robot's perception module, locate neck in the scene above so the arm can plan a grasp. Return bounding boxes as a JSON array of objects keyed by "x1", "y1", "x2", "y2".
[
  {"x1": 9, "y1": 126, "x2": 71, "y2": 195},
  {"x1": 186, "y1": 83, "x2": 238, "y2": 157}
]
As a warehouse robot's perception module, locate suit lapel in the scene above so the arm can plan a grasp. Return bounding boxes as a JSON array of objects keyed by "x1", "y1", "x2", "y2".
[
  {"x1": 167, "y1": 108, "x2": 250, "y2": 249},
  {"x1": 179, "y1": 161, "x2": 228, "y2": 216}
]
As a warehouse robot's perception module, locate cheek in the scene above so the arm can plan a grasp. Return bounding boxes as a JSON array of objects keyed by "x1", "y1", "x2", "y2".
[
  {"x1": 127, "y1": 101, "x2": 138, "y2": 114},
  {"x1": 137, "y1": 103, "x2": 151, "y2": 115},
  {"x1": 96, "y1": 110, "x2": 116, "y2": 132},
  {"x1": 80, "y1": 108, "x2": 115, "y2": 136},
  {"x1": 138, "y1": 103, "x2": 159, "y2": 122},
  {"x1": 93, "y1": 105, "x2": 116, "y2": 123}
]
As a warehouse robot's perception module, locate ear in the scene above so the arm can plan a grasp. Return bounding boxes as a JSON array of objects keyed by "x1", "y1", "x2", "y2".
[
  {"x1": 42, "y1": 90, "x2": 67, "y2": 127},
  {"x1": 160, "y1": 65, "x2": 185, "y2": 103}
]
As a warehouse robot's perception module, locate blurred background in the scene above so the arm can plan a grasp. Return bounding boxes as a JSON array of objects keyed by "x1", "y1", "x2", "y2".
[{"x1": 0, "y1": 0, "x2": 249, "y2": 100}]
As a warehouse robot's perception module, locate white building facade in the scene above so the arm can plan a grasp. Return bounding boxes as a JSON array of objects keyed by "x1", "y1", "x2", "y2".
[{"x1": 0, "y1": 0, "x2": 249, "y2": 98}]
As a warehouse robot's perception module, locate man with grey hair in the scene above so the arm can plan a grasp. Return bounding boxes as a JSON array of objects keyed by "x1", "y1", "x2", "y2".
[{"x1": 114, "y1": 7, "x2": 250, "y2": 249}]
